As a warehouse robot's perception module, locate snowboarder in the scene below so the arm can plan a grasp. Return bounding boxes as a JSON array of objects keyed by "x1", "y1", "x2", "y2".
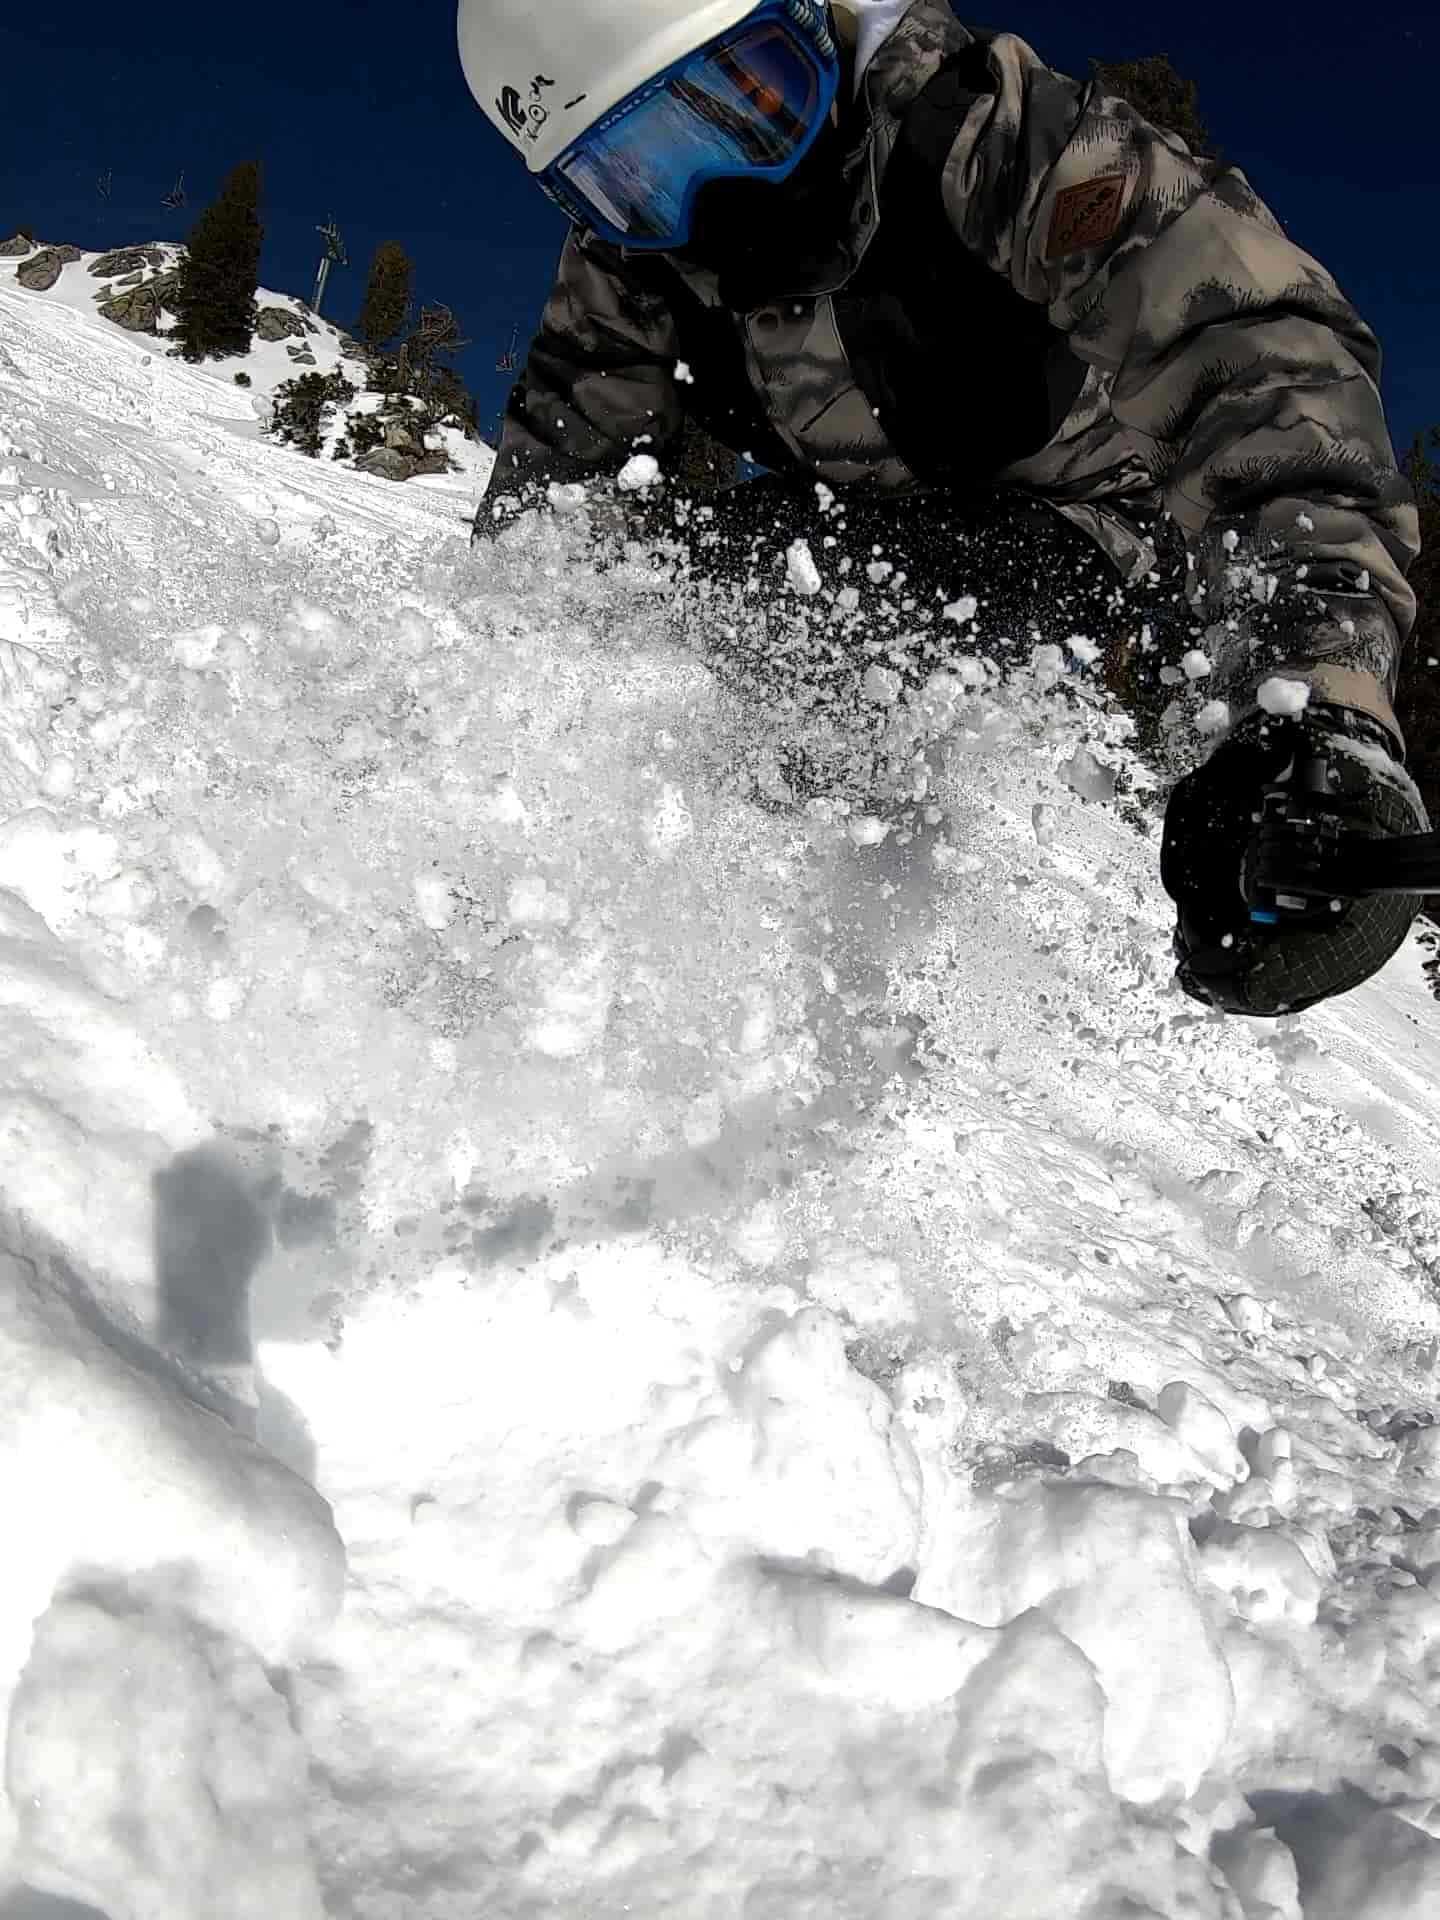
[{"x1": 458, "y1": 0, "x2": 1429, "y2": 1017}]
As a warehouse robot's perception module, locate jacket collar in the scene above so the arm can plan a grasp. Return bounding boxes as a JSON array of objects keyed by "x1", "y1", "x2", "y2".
[{"x1": 831, "y1": 0, "x2": 975, "y2": 284}]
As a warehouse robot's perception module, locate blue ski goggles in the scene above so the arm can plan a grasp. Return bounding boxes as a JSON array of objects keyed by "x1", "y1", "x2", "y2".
[{"x1": 539, "y1": 0, "x2": 840, "y2": 251}]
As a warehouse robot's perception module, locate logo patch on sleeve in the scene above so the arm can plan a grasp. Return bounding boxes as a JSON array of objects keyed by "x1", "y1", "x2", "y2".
[{"x1": 1045, "y1": 174, "x2": 1129, "y2": 260}]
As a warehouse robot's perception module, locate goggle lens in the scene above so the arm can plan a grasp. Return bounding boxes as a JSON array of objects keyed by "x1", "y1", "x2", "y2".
[{"x1": 547, "y1": 13, "x2": 834, "y2": 248}]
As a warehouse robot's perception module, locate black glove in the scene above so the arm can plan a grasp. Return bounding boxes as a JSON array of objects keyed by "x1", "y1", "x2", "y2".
[{"x1": 1161, "y1": 703, "x2": 1426, "y2": 1016}]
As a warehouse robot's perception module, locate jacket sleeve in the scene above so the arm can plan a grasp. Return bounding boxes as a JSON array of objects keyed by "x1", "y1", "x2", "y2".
[
  {"x1": 479, "y1": 227, "x2": 686, "y2": 529},
  {"x1": 939, "y1": 30, "x2": 1419, "y2": 743}
]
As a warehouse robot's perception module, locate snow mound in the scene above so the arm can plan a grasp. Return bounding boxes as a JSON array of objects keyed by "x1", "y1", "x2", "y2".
[
  {"x1": 2, "y1": 250, "x2": 1440, "y2": 1920},
  {"x1": 9, "y1": 1593, "x2": 325, "y2": 1919}
]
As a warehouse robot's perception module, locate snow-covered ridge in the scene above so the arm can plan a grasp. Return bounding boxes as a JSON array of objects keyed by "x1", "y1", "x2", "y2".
[
  {"x1": 0, "y1": 236, "x2": 490, "y2": 485},
  {"x1": 2, "y1": 261, "x2": 1440, "y2": 1919}
]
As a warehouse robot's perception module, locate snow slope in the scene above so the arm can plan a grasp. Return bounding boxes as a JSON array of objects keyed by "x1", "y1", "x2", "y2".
[
  {"x1": 2, "y1": 239, "x2": 492, "y2": 482},
  {"x1": 3, "y1": 257, "x2": 1440, "y2": 1920}
]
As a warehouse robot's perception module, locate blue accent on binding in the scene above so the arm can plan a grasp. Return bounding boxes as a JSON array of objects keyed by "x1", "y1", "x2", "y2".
[{"x1": 1249, "y1": 909, "x2": 1280, "y2": 925}]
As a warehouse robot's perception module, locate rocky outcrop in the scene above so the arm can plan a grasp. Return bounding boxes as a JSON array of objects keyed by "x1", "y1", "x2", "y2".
[
  {"x1": 0, "y1": 233, "x2": 36, "y2": 258},
  {"x1": 383, "y1": 417, "x2": 425, "y2": 455},
  {"x1": 97, "y1": 271, "x2": 181, "y2": 334},
  {"x1": 17, "y1": 246, "x2": 83, "y2": 292},
  {"x1": 88, "y1": 245, "x2": 165, "y2": 279},
  {"x1": 353, "y1": 442, "x2": 452, "y2": 483},
  {"x1": 354, "y1": 447, "x2": 413, "y2": 482},
  {"x1": 256, "y1": 306, "x2": 306, "y2": 342}
]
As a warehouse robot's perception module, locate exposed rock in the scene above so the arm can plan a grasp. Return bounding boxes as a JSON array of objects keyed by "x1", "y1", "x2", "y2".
[
  {"x1": 115, "y1": 271, "x2": 145, "y2": 288},
  {"x1": 291, "y1": 351, "x2": 317, "y2": 368},
  {"x1": 354, "y1": 444, "x2": 451, "y2": 482},
  {"x1": 0, "y1": 233, "x2": 37, "y2": 258},
  {"x1": 256, "y1": 306, "x2": 306, "y2": 342},
  {"x1": 17, "y1": 246, "x2": 83, "y2": 292},
  {"x1": 383, "y1": 418, "x2": 424, "y2": 455},
  {"x1": 98, "y1": 273, "x2": 179, "y2": 335},
  {"x1": 88, "y1": 245, "x2": 164, "y2": 279},
  {"x1": 354, "y1": 447, "x2": 414, "y2": 482}
]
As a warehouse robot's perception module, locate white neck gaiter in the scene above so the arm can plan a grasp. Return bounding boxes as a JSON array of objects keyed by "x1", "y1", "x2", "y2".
[{"x1": 847, "y1": 0, "x2": 915, "y2": 93}]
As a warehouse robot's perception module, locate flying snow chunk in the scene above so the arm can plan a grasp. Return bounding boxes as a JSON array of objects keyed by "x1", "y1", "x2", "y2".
[
  {"x1": 1060, "y1": 745, "x2": 1118, "y2": 804},
  {"x1": 546, "y1": 481, "x2": 588, "y2": 514},
  {"x1": 414, "y1": 872, "x2": 455, "y2": 932},
  {"x1": 524, "y1": 940, "x2": 612, "y2": 1058},
  {"x1": 674, "y1": 360, "x2": 695, "y2": 385},
  {"x1": 1157, "y1": 1380, "x2": 1244, "y2": 1485},
  {"x1": 642, "y1": 782, "x2": 694, "y2": 857},
  {"x1": 1067, "y1": 634, "x2": 1102, "y2": 666},
  {"x1": 1181, "y1": 649, "x2": 1213, "y2": 681},
  {"x1": 0, "y1": 810, "x2": 122, "y2": 931},
  {"x1": 171, "y1": 623, "x2": 224, "y2": 670},
  {"x1": 847, "y1": 816, "x2": 891, "y2": 848},
  {"x1": 1222, "y1": 528, "x2": 1240, "y2": 554},
  {"x1": 1195, "y1": 699, "x2": 1231, "y2": 736},
  {"x1": 1197, "y1": 1520, "x2": 1321, "y2": 1626},
  {"x1": 861, "y1": 664, "x2": 902, "y2": 707},
  {"x1": 507, "y1": 872, "x2": 571, "y2": 927},
  {"x1": 90, "y1": 867, "x2": 157, "y2": 923},
  {"x1": 255, "y1": 518, "x2": 281, "y2": 547},
  {"x1": 39, "y1": 756, "x2": 76, "y2": 801},
  {"x1": 1257, "y1": 676, "x2": 1312, "y2": 717},
  {"x1": 944, "y1": 595, "x2": 978, "y2": 626},
  {"x1": 206, "y1": 976, "x2": 247, "y2": 1022},
  {"x1": 786, "y1": 539, "x2": 822, "y2": 597},
  {"x1": 932, "y1": 842, "x2": 984, "y2": 875},
  {"x1": 617, "y1": 454, "x2": 660, "y2": 493}
]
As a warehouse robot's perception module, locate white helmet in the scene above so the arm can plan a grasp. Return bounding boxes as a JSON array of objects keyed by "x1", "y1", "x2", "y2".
[{"x1": 457, "y1": 0, "x2": 766, "y2": 173}]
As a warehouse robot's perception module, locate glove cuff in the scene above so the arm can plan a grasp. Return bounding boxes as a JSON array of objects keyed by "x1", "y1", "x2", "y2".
[{"x1": 1259, "y1": 662, "x2": 1403, "y2": 756}]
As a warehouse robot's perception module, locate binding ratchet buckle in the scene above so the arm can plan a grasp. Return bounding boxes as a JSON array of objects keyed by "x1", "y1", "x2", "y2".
[{"x1": 1244, "y1": 744, "x2": 1440, "y2": 927}]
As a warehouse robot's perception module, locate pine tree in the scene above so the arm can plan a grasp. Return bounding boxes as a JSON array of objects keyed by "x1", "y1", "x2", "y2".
[
  {"x1": 172, "y1": 161, "x2": 263, "y2": 362},
  {"x1": 357, "y1": 241, "x2": 413, "y2": 350},
  {"x1": 1089, "y1": 54, "x2": 1214, "y2": 161},
  {"x1": 395, "y1": 303, "x2": 471, "y2": 428}
]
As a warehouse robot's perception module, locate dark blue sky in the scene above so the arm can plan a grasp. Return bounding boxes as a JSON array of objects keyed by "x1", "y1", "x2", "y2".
[{"x1": 3, "y1": 1, "x2": 1436, "y2": 449}]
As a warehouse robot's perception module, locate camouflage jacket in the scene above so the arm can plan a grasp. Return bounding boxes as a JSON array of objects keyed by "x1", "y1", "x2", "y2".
[{"x1": 484, "y1": 0, "x2": 1419, "y2": 742}]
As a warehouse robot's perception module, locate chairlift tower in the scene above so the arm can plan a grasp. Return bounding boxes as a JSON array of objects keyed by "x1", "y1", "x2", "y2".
[{"x1": 312, "y1": 218, "x2": 348, "y2": 316}]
